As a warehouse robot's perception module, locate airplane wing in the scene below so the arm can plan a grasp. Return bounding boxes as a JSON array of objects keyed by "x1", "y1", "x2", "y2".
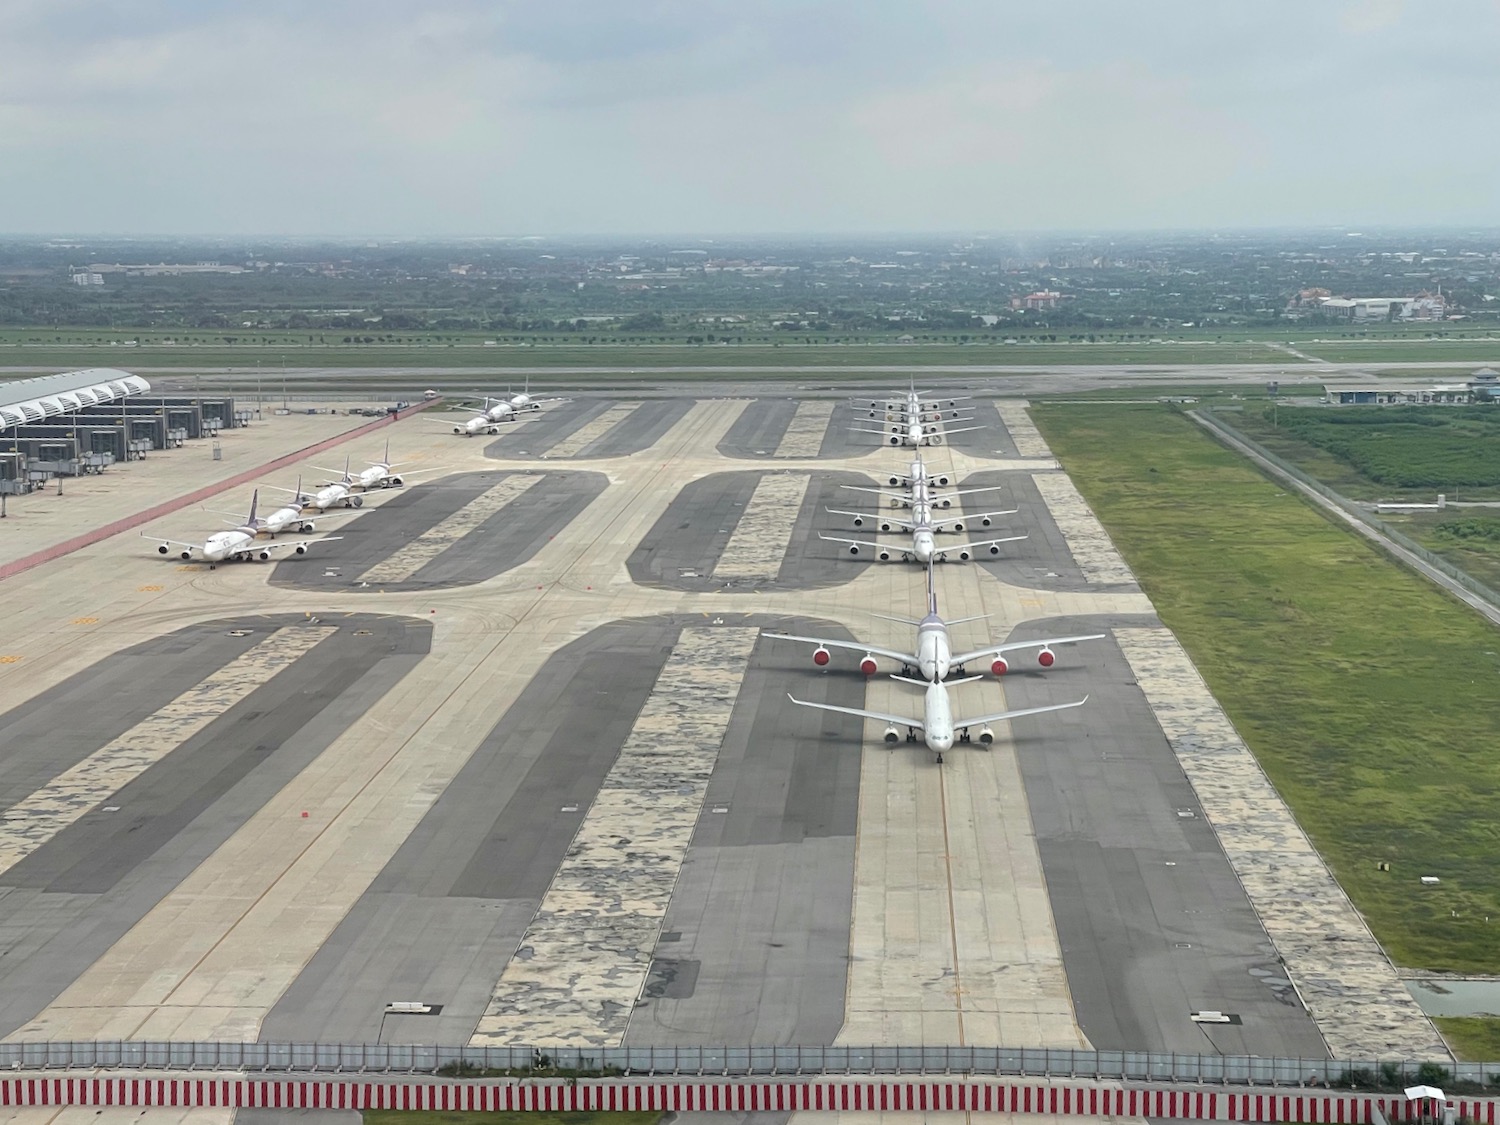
[
  {"x1": 933, "y1": 424, "x2": 987, "y2": 437},
  {"x1": 841, "y1": 484, "x2": 913, "y2": 502},
  {"x1": 140, "y1": 533, "x2": 204, "y2": 553},
  {"x1": 951, "y1": 633, "x2": 1108, "y2": 667},
  {"x1": 786, "y1": 693, "x2": 922, "y2": 731},
  {"x1": 954, "y1": 695, "x2": 1089, "y2": 729},
  {"x1": 819, "y1": 533, "x2": 892, "y2": 555},
  {"x1": 931, "y1": 508, "x2": 1018, "y2": 528},
  {"x1": 262, "y1": 536, "x2": 344, "y2": 555},
  {"x1": 937, "y1": 533, "x2": 1027, "y2": 557},
  {"x1": 761, "y1": 632, "x2": 916, "y2": 665},
  {"x1": 848, "y1": 426, "x2": 898, "y2": 437},
  {"x1": 826, "y1": 507, "x2": 915, "y2": 528},
  {"x1": 930, "y1": 485, "x2": 1004, "y2": 501}
]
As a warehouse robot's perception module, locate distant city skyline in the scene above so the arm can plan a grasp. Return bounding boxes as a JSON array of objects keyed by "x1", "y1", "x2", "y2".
[{"x1": 1, "y1": 0, "x2": 1497, "y2": 237}]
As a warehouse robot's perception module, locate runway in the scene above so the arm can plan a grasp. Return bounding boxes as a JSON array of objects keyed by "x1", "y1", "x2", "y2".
[{"x1": 0, "y1": 389, "x2": 1448, "y2": 1096}]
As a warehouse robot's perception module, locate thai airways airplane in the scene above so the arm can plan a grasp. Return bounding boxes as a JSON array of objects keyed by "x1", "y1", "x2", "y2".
[
  {"x1": 850, "y1": 415, "x2": 981, "y2": 447},
  {"x1": 820, "y1": 504, "x2": 1025, "y2": 563},
  {"x1": 763, "y1": 560, "x2": 1103, "y2": 681},
  {"x1": 506, "y1": 377, "x2": 568, "y2": 412},
  {"x1": 885, "y1": 452, "x2": 950, "y2": 488},
  {"x1": 317, "y1": 440, "x2": 437, "y2": 490},
  {"x1": 450, "y1": 398, "x2": 534, "y2": 436},
  {"x1": 269, "y1": 457, "x2": 363, "y2": 510},
  {"x1": 787, "y1": 677, "x2": 1087, "y2": 764},
  {"x1": 206, "y1": 476, "x2": 339, "y2": 536},
  {"x1": 842, "y1": 476, "x2": 998, "y2": 511},
  {"x1": 826, "y1": 499, "x2": 1017, "y2": 534},
  {"x1": 144, "y1": 491, "x2": 339, "y2": 567}
]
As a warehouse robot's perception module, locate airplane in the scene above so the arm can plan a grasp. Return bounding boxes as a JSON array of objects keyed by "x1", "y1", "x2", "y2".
[
  {"x1": 317, "y1": 439, "x2": 437, "y2": 491},
  {"x1": 886, "y1": 452, "x2": 950, "y2": 489},
  {"x1": 269, "y1": 456, "x2": 364, "y2": 510},
  {"x1": 787, "y1": 677, "x2": 1088, "y2": 763},
  {"x1": 206, "y1": 475, "x2": 341, "y2": 536},
  {"x1": 843, "y1": 477, "x2": 1001, "y2": 510},
  {"x1": 850, "y1": 415, "x2": 983, "y2": 447},
  {"x1": 143, "y1": 491, "x2": 340, "y2": 568},
  {"x1": 863, "y1": 380, "x2": 968, "y2": 421},
  {"x1": 826, "y1": 499, "x2": 1018, "y2": 535},
  {"x1": 451, "y1": 398, "x2": 533, "y2": 437},
  {"x1": 762, "y1": 559, "x2": 1103, "y2": 682},
  {"x1": 506, "y1": 376, "x2": 568, "y2": 412},
  {"x1": 820, "y1": 507, "x2": 1025, "y2": 562}
]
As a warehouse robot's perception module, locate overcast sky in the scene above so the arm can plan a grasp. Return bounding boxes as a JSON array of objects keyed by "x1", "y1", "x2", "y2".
[{"x1": 1, "y1": 0, "x2": 1497, "y2": 236}]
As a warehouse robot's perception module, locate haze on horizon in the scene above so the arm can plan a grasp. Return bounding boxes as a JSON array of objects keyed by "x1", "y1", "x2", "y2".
[{"x1": 2, "y1": 0, "x2": 1496, "y2": 238}]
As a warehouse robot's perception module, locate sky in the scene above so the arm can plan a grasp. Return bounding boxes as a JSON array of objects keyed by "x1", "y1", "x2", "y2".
[{"x1": 1, "y1": 0, "x2": 1497, "y2": 236}]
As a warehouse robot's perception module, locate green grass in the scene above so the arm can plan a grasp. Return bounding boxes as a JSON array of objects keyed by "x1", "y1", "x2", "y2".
[
  {"x1": 364, "y1": 1113, "x2": 659, "y2": 1125},
  {"x1": 1388, "y1": 511, "x2": 1500, "y2": 592},
  {"x1": 1032, "y1": 403, "x2": 1500, "y2": 973},
  {"x1": 1299, "y1": 340, "x2": 1500, "y2": 364},
  {"x1": 1435, "y1": 1018, "x2": 1500, "y2": 1063}
]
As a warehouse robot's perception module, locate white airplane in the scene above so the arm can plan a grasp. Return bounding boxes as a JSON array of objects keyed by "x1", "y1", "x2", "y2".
[
  {"x1": 827, "y1": 498, "x2": 1017, "y2": 535},
  {"x1": 143, "y1": 491, "x2": 339, "y2": 568},
  {"x1": 206, "y1": 476, "x2": 341, "y2": 537},
  {"x1": 506, "y1": 377, "x2": 568, "y2": 412},
  {"x1": 821, "y1": 506, "x2": 1025, "y2": 563},
  {"x1": 763, "y1": 560, "x2": 1103, "y2": 681},
  {"x1": 886, "y1": 453, "x2": 950, "y2": 488},
  {"x1": 451, "y1": 398, "x2": 532, "y2": 437},
  {"x1": 851, "y1": 415, "x2": 983, "y2": 447},
  {"x1": 787, "y1": 677, "x2": 1087, "y2": 763},
  {"x1": 863, "y1": 383, "x2": 968, "y2": 422},
  {"x1": 842, "y1": 477, "x2": 1001, "y2": 511},
  {"x1": 269, "y1": 457, "x2": 364, "y2": 510},
  {"x1": 316, "y1": 440, "x2": 437, "y2": 491}
]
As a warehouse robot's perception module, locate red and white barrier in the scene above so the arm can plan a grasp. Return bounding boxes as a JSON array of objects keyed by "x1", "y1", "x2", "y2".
[{"x1": 0, "y1": 1077, "x2": 1494, "y2": 1121}]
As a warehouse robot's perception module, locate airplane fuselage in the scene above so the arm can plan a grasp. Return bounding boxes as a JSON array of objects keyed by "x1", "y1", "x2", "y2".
[
  {"x1": 262, "y1": 505, "x2": 312, "y2": 535},
  {"x1": 915, "y1": 617, "x2": 953, "y2": 682},
  {"x1": 921, "y1": 681, "x2": 956, "y2": 754},
  {"x1": 911, "y1": 526, "x2": 936, "y2": 563},
  {"x1": 304, "y1": 482, "x2": 359, "y2": 511}
]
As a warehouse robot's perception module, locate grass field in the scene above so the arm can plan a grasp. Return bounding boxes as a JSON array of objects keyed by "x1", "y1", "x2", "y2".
[
  {"x1": 1300, "y1": 340, "x2": 1500, "y2": 364},
  {"x1": 1434, "y1": 1018, "x2": 1500, "y2": 1063},
  {"x1": 1032, "y1": 403, "x2": 1500, "y2": 973},
  {"x1": 363, "y1": 1112, "x2": 659, "y2": 1125}
]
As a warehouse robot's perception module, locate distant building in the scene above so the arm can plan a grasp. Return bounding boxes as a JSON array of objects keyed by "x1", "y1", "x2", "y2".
[
  {"x1": 1324, "y1": 367, "x2": 1498, "y2": 405},
  {"x1": 1009, "y1": 290, "x2": 1063, "y2": 311},
  {"x1": 70, "y1": 271, "x2": 103, "y2": 286},
  {"x1": 1309, "y1": 293, "x2": 1446, "y2": 320}
]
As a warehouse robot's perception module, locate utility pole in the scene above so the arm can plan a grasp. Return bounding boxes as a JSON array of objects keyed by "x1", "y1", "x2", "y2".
[{"x1": 256, "y1": 359, "x2": 263, "y2": 419}]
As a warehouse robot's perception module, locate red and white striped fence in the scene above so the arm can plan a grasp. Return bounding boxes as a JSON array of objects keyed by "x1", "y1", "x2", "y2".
[{"x1": 0, "y1": 1077, "x2": 1494, "y2": 1120}]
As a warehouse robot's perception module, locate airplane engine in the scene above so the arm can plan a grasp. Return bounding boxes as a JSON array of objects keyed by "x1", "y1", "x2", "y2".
[
  {"x1": 883, "y1": 725, "x2": 900, "y2": 744},
  {"x1": 991, "y1": 656, "x2": 1009, "y2": 676},
  {"x1": 978, "y1": 726, "x2": 995, "y2": 745},
  {"x1": 294, "y1": 544, "x2": 308, "y2": 555},
  {"x1": 258, "y1": 550, "x2": 271, "y2": 561},
  {"x1": 887, "y1": 435, "x2": 901, "y2": 446},
  {"x1": 179, "y1": 550, "x2": 192, "y2": 560},
  {"x1": 851, "y1": 515, "x2": 864, "y2": 527},
  {"x1": 350, "y1": 495, "x2": 364, "y2": 508},
  {"x1": 929, "y1": 435, "x2": 943, "y2": 445},
  {"x1": 1037, "y1": 647, "x2": 1056, "y2": 668},
  {"x1": 859, "y1": 655, "x2": 878, "y2": 676},
  {"x1": 958, "y1": 549, "x2": 972, "y2": 561},
  {"x1": 877, "y1": 549, "x2": 891, "y2": 561},
  {"x1": 300, "y1": 522, "x2": 315, "y2": 533},
  {"x1": 847, "y1": 545, "x2": 860, "y2": 555},
  {"x1": 389, "y1": 476, "x2": 404, "y2": 487},
  {"x1": 813, "y1": 646, "x2": 831, "y2": 667},
  {"x1": 950, "y1": 520, "x2": 965, "y2": 532},
  {"x1": 878, "y1": 520, "x2": 894, "y2": 532},
  {"x1": 987, "y1": 544, "x2": 1002, "y2": 555},
  {"x1": 936, "y1": 475, "x2": 950, "y2": 486},
  {"x1": 452, "y1": 426, "x2": 464, "y2": 434},
  {"x1": 157, "y1": 544, "x2": 169, "y2": 555},
  {"x1": 980, "y1": 515, "x2": 992, "y2": 526},
  {"x1": 888, "y1": 474, "x2": 902, "y2": 486}
]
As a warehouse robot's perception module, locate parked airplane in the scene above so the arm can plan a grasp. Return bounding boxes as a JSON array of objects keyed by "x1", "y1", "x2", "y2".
[
  {"x1": 864, "y1": 382, "x2": 968, "y2": 422},
  {"x1": 269, "y1": 457, "x2": 363, "y2": 510},
  {"x1": 506, "y1": 377, "x2": 568, "y2": 412},
  {"x1": 843, "y1": 478, "x2": 1001, "y2": 510},
  {"x1": 886, "y1": 453, "x2": 949, "y2": 488},
  {"x1": 827, "y1": 499, "x2": 1017, "y2": 534},
  {"x1": 318, "y1": 440, "x2": 437, "y2": 491},
  {"x1": 821, "y1": 507, "x2": 1025, "y2": 562},
  {"x1": 207, "y1": 476, "x2": 338, "y2": 536},
  {"x1": 851, "y1": 415, "x2": 982, "y2": 447},
  {"x1": 451, "y1": 399, "x2": 532, "y2": 436},
  {"x1": 763, "y1": 560, "x2": 1103, "y2": 681},
  {"x1": 144, "y1": 491, "x2": 339, "y2": 567},
  {"x1": 787, "y1": 677, "x2": 1087, "y2": 763}
]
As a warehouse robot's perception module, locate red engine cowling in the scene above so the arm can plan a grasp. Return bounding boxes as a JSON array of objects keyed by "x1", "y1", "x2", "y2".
[
  {"x1": 859, "y1": 655, "x2": 878, "y2": 676},
  {"x1": 991, "y1": 656, "x2": 1009, "y2": 676},
  {"x1": 1037, "y1": 648, "x2": 1055, "y2": 668},
  {"x1": 813, "y1": 646, "x2": 831, "y2": 666}
]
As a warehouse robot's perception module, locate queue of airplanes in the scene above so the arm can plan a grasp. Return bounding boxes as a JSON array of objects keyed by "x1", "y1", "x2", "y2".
[
  {"x1": 450, "y1": 382, "x2": 568, "y2": 437},
  {"x1": 768, "y1": 385, "x2": 1096, "y2": 763},
  {"x1": 140, "y1": 439, "x2": 438, "y2": 566}
]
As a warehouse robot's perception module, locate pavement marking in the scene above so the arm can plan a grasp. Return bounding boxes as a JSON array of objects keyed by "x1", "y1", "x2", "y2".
[
  {"x1": 358, "y1": 474, "x2": 543, "y2": 584},
  {"x1": 712, "y1": 472, "x2": 810, "y2": 582},
  {"x1": 995, "y1": 401, "x2": 1053, "y2": 458},
  {"x1": 0, "y1": 626, "x2": 335, "y2": 880},
  {"x1": 469, "y1": 626, "x2": 759, "y2": 1047},
  {"x1": 1115, "y1": 626, "x2": 1450, "y2": 1060},
  {"x1": 775, "y1": 400, "x2": 836, "y2": 457},
  {"x1": 1032, "y1": 473, "x2": 1138, "y2": 586},
  {"x1": 544, "y1": 404, "x2": 639, "y2": 458}
]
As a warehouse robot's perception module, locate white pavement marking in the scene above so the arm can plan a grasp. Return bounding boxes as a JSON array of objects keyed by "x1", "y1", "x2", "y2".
[
  {"x1": 359, "y1": 474, "x2": 542, "y2": 584},
  {"x1": 1032, "y1": 474, "x2": 1138, "y2": 586},
  {"x1": 995, "y1": 402, "x2": 1053, "y2": 459},
  {"x1": 469, "y1": 626, "x2": 759, "y2": 1047},
  {"x1": 0, "y1": 626, "x2": 333, "y2": 879},
  {"x1": 545, "y1": 404, "x2": 639, "y2": 458},
  {"x1": 776, "y1": 400, "x2": 836, "y2": 457},
  {"x1": 1115, "y1": 627, "x2": 1450, "y2": 1060},
  {"x1": 712, "y1": 473, "x2": 811, "y2": 581}
]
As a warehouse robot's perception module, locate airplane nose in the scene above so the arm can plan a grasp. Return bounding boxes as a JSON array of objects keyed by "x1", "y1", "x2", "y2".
[{"x1": 931, "y1": 732, "x2": 954, "y2": 752}]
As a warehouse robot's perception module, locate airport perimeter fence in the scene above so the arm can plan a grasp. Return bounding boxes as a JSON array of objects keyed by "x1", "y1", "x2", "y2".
[
  {"x1": 1, "y1": 1042, "x2": 1497, "y2": 1088},
  {"x1": 1193, "y1": 409, "x2": 1500, "y2": 615}
]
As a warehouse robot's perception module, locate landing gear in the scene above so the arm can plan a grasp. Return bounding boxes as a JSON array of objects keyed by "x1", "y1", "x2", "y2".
[
  {"x1": 934, "y1": 752, "x2": 944, "y2": 764},
  {"x1": 958, "y1": 728, "x2": 972, "y2": 744},
  {"x1": 905, "y1": 727, "x2": 918, "y2": 743}
]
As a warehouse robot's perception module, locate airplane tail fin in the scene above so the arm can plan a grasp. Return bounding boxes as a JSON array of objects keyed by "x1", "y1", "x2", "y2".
[
  {"x1": 383, "y1": 436, "x2": 390, "y2": 465},
  {"x1": 248, "y1": 489, "x2": 259, "y2": 523},
  {"x1": 344, "y1": 454, "x2": 352, "y2": 482}
]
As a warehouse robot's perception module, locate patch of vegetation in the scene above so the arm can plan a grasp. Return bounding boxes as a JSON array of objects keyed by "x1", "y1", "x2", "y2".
[
  {"x1": 1262, "y1": 405, "x2": 1500, "y2": 490},
  {"x1": 364, "y1": 1112, "x2": 658, "y2": 1125},
  {"x1": 1436, "y1": 1017, "x2": 1500, "y2": 1063},
  {"x1": 1032, "y1": 403, "x2": 1500, "y2": 973}
]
